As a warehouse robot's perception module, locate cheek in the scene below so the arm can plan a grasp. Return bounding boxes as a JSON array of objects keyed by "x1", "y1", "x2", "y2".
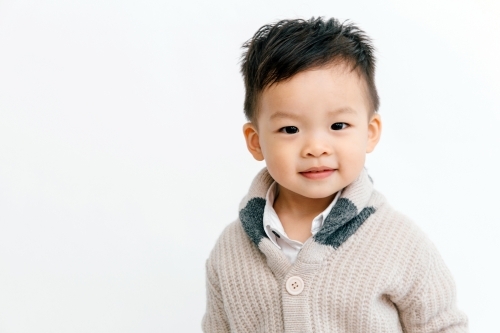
[
  {"x1": 260, "y1": 135, "x2": 286, "y2": 159},
  {"x1": 337, "y1": 136, "x2": 367, "y2": 165},
  {"x1": 261, "y1": 140, "x2": 295, "y2": 175},
  {"x1": 265, "y1": 146, "x2": 291, "y2": 168}
]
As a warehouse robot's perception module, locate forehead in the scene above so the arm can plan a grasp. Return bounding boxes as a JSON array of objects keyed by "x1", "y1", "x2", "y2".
[{"x1": 256, "y1": 63, "x2": 372, "y2": 123}]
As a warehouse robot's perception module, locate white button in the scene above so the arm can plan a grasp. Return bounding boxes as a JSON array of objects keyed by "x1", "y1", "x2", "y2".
[{"x1": 286, "y1": 276, "x2": 304, "y2": 295}]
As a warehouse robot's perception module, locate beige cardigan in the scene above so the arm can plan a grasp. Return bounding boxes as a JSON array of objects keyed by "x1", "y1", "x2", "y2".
[{"x1": 202, "y1": 168, "x2": 468, "y2": 332}]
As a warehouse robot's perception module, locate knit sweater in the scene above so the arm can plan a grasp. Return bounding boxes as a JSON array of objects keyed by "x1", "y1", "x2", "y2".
[{"x1": 202, "y1": 168, "x2": 468, "y2": 333}]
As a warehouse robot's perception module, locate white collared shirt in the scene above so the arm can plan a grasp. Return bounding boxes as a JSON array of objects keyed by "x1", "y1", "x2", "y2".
[{"x1": 263, "y1": 182, "x2": 341, "y2": 263}]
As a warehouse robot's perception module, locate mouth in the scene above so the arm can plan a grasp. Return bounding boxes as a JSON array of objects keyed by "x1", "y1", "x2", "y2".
[{"x1": 299, "y1": 167, "x2": 335, "y2": 180}]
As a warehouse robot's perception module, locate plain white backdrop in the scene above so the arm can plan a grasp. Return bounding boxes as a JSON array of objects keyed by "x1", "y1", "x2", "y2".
[{"x1": 0, "y1": 0, "x2": 499, "y2": 332}]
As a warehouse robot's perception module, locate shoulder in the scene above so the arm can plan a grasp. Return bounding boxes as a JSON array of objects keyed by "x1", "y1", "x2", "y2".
[
  {"x1": 206, "y1": 220, "x2": 262, "y2": 272},
  {"x1": 208, "y1": 220, "x2": 246, "y2": 258},
  {"x1": 366, "y1": 191, "x2": 452, "y2": 294},
  {"x1": 358, "y1": 190, "x2": 443, "y2": 278},
  {"x1": 369, "y1": 196, "x2": 467, "y2": 327},
  {"x1": 369, "y1": 190, "x2": 433, "y2": 252}
]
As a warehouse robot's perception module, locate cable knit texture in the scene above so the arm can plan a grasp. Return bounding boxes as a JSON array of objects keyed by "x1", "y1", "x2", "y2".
[{"x1": 202, "y1": 168, "x2": 468, "y2": 333}]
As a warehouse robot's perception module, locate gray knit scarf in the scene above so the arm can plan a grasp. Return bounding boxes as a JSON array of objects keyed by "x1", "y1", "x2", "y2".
[{"x1": 238, "y1": 168, "x2": 376, "y2": 249}]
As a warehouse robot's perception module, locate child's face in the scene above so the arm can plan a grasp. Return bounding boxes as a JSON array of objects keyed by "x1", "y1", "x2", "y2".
[{"x1": 243, "y1": 63, "x2": 381, "y2": 199}]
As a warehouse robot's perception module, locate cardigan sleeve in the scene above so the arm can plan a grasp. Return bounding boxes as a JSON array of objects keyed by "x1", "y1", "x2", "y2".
[
  {"x1": 202, "y1": 258, "x2": 230, "y2": 333},
  {"x1": 395, "y1": 239, "x2": 468, "y2": 333}
]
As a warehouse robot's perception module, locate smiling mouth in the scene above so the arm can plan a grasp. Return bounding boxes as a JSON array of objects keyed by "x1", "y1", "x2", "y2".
[{"x1": 299, "y1": 167, "x2": 335, "y2": 180}]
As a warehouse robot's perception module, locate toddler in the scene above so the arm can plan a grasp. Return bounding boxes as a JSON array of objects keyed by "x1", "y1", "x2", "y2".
[{"x1": 202, "y1": 17, "x2": 468, "y2": 333}]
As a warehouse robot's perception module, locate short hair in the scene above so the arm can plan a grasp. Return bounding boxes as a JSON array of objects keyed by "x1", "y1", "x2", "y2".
[{"x1": 240, "y1": 17, "x2": 379, "y2": 122}]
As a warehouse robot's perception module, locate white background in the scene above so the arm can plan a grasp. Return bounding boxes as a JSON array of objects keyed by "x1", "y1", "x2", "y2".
[{"x1": 0, "y1": 0, "x2": 499, "y2": 332}]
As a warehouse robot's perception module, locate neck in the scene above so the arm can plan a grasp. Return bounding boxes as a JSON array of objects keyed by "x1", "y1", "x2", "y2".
[{"x1": 273, "y1": 184, "x2": 336, "y2": 219}]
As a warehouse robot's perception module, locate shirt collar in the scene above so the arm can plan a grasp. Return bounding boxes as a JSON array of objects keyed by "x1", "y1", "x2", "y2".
[{"x1": 262, "y1": 182, "x2": 342, "y2": 248}]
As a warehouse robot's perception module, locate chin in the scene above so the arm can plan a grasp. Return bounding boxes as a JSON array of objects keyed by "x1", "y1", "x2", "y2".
[
  {"x1": 313, "y1": 193, "x2": 338, "y2": 199},
  {"x1": 298, "y1": 189, "x2": 338, "y2": 199}
]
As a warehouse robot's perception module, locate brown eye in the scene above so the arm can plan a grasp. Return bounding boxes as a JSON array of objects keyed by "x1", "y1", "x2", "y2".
[
  {"x1": 331, "y1": 123, "x2": 348, "y2": 130},
  {"x1": 279, "y1": 126, "x2": 299, "y2": 134}
]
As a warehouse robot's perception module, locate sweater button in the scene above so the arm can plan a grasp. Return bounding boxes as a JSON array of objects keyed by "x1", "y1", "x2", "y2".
[{"x1": 285, "y1": 276, "x2": 304, "y2": 295}]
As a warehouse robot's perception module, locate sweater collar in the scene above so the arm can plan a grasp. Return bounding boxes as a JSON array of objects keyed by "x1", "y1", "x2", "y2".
[
  {"x1": 239, "y1": 168, "x2": 376, "y2": 250},
  {"x1": 263, "y1": 181, "x2": 342, "y2": 251}
]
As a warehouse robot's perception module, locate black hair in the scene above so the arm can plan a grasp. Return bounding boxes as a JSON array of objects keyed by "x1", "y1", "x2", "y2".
[{"x1": 240, "y1": 17, "x2": 379, "y2": 122}]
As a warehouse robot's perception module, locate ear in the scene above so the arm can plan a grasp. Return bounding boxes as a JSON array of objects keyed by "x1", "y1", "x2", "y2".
[
  {"x1": 366, "y1": 113, "x2": 382, "y2": 153},
  {"x1": 243, "y1": 122, "x2": 264, "y2": 161}
]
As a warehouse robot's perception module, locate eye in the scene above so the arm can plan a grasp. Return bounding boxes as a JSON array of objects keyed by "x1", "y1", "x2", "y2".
[
  {"x1": 331, "y1": 123, "x2": 348, "y2": 131},
  {"x1": 279, "y1": 126, "x2": 299, "y2": 134}
]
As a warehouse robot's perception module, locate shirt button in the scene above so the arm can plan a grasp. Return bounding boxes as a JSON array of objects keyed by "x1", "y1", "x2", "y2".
[{"x1": 286, "y1": 276, "x2": 304, "y2": 295}]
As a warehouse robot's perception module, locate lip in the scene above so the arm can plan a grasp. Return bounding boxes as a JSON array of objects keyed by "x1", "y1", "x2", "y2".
[{"x1": 299, "y1": 167, "x2": 335, "y2": 180}]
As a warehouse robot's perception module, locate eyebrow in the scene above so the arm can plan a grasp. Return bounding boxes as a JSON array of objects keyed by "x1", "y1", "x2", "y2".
[
  {"x1": 328, "y1": 107, "x2": 358, "y2": 116},
  {"x1": 269, "y1": 107, "x2": 357, "y2": 120},
  {"x1": 269, "y1": 111, "x2": 300, "y2": 120}
]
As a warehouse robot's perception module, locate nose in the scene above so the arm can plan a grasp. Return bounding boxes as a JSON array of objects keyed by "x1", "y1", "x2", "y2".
[{"x1": 301, "y1": 133, "x2": 332, "y2": 158}]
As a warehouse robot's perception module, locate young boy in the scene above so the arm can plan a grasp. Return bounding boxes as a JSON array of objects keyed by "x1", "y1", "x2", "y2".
[{"x1": 202, "y1": 17, "x2": 468, "y2": 332}]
